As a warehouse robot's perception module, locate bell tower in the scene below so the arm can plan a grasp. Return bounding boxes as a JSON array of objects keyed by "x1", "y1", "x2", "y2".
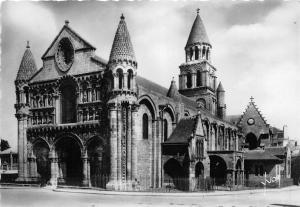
[
  {"x1": 178, "y1": 9, "x2": 217, "y2": 114},
  {"x1": 105, "y1": 14, "x2": 139, "y2": 190}
]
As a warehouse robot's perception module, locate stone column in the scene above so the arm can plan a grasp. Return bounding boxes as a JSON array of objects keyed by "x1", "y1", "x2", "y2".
[
  {"x1": 152, "y1": 120, "x2": 157, "y2": 188},
  {"x1": 108, "y1": 104, "x2": 118, "y2": 184},
  {"x1": 157, "y1": 117, "x2": 163, "y2": 187},
  {"x1": 16, "y1": 114, "x2": 29, "y2": 182},
  {"x1": 117, "y1": 105, "x2": 122, "y2": 181},
  {"x1": 54, "y1": 93, "x2": 60, "y2": 124},
  {"x1": 192, "y1": 73, "x2": 196, "y2": 88},
  {"x1": 124, "y1": 73, "x2": 128, "y2": 90},
  {"x1": 49, "y1": 150, "x2": 58, "y2": 186},
  {"x1": 131, "y1": 105, "x2": 138, "y2": 181},
  {"x1": 126, "y1": 107, "x2": 132, "y2": 180},
  {"x1": 82, "y1": 150, "x2": 89, "y2": 187}
]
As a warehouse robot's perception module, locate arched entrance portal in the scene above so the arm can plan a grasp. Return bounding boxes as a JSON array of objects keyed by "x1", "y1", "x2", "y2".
[
  {"x1": 245, "y1": 133, "x2": 259, "y2": 150},
  {"x1": 87, "y1": 137, "x2": 108, "y2": 188},
  {"x1": 56, "y1": 137, "x2": 82, "y2": 185},
  {"x1": 210, "y1": 155, "x2": 227, "y2": 185},
  {"x1": 195, "y1": 162, "x2": 204, "y2": 178},
  {"x1": 33, "y1": 140, "x2": 50, "y2": 183},
  {"x1": 235, "y1": 159, "x2": 242, "y2": 185},
  {"x1": 164, "y1": 158, "x2": 188, "y2": 190}
]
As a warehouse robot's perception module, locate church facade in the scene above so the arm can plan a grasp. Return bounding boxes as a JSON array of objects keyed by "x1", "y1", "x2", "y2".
[{"x1": 14, "y1": 11, "x2": 245, "y2": 190}]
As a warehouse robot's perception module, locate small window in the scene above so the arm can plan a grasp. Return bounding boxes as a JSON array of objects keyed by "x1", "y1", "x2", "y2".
[
  {"x1": 195, "y1": 47, "x2": 199, "y2": 60},
  {"x1": 142, "y1": 113, "x2": 148, "y2": 139},
  {"x1": 117, "y1": 69, "x2": 123, "y2": 89},
  {"x1": 163, "y1": 119, "x2": 168, "y2": 141},
  {"x1": 196, "y1": 70, "x2": 201, "y2": 86},
  {"x1": 186, "y1": 73, "x2": 192, "y2": 89},
  {"x1": 127, "y1": 70, "x2": 133, "y2": 89}
]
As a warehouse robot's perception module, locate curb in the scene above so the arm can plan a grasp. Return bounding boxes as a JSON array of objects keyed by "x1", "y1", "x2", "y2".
[{"x1": 52, "y1": 186, "x2": 300, "y2": 197}]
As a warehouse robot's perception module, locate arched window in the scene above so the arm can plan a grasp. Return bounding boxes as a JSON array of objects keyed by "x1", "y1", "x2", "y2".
[
  {"x1": 61, "y1": 81, "x2": 77, "y2": 124},
  {"x1": 189, "y1": 48, "x2": 193, "y2": 61},
  {"x1": 142, "y1": 113, "x2": 149, "y2": 139},
  {"x1": 206, "y1": 48, "x2": 209, "y2": 60},
  {"x1": 117, "y1": 69, "x2": 123, "y2": 89},
  {"x1": 163, "y1": 119, "x2": 168, "y2": 141},
  {"x1": 197, "y1": 98, "x2": 206, "y2": 109},
  {"x1": 202, "y1": 46, "x2": 206, "y2": 58},
  {"x1": 196, "y1": 70, "x2": 201, "y2": 87},
  {"x1": 24, "y1": 87, "x2": 29, "y2": 105},
  {"x1": 195, "y1": 47, "x2": 199, "y2": 60},
  {"x1": 186, "y1": 73, "x2": 192, "y2": 89},
  {"x1": 127, "y1": 70, "x2": 133, "y2": 90}
]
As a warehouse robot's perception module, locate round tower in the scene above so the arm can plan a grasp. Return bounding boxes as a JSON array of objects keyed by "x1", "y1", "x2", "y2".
[
  {"x1": 105, "y1": 14, "x2": 139, "y2": 191},
  {"x1": 217, "y1": 82, "x2": 226, "y2": 119},
  {"x1": 15, "y1": 41, "x2": 37, "y2": 182}
]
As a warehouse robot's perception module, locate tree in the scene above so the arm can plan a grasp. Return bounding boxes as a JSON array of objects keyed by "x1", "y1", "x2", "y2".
[{"x1": 0, "y1": 139, "x2": 10, "y2": 151}]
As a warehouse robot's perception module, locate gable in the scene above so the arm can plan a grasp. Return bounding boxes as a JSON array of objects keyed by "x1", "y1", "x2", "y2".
[
  {"x1": 238, "y1": 102, "x2": 269, "y2": 137},
  {"x1": 30, "y1": 25, "x2": 106, "y2": 83},
  {"x1": 42, "y1": 25, "x2": 95, "y2": 59}
]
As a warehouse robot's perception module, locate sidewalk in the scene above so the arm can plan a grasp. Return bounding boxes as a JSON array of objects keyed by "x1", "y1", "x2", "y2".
[{"x1": 52, "y1": 185, "x2": 300, "y2": 197}]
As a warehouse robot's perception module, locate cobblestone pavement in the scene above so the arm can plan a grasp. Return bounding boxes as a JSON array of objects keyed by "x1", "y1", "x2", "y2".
[{"x1": 1, "y1": 186, "x2": 300, "y2": 207}]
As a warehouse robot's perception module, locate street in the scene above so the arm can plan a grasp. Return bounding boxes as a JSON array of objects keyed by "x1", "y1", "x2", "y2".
[{"x1": 1, "y1": 186, "x2": 300, "y2": 207}]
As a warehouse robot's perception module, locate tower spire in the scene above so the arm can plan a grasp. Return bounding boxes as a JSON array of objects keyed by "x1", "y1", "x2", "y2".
[
  {"x1": 186, "y1": 10, "x2": 210, "y2": 48},
  {"x1": 16, "y1": 41, "x2": 37, "y2": 82},
  {"x1": 109, "y1": 14, "x2": 136, "y2": 65}
]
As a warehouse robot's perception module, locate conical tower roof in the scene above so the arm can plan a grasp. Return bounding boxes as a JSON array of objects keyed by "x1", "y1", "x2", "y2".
[
  {"x1": 109, "y1": 14, "x2": 136, "y2": 63},
  {"x1": 167, "y1": 77, "x2": 181, "y2": 101},
  {"x1": 16, "y1": 41, "x2": 37, "y2": 81},
  {"x1": 186, "y1": 9, "x2": 210, "y2": 48},
  {"x1": 217, "y1": 82, "x2": 225, "y2": 92}
]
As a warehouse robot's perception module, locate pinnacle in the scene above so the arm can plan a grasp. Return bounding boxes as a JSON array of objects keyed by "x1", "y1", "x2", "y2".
[
  {"x1": 217, "y1": 82, "x2": 225, "y2": 92},
  {"x1": 186, "y1": 11, "x2": 210, "y2": 48}
]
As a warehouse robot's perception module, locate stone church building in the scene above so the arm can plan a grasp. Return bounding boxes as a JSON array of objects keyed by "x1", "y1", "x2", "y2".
[{"x1": 15, "y1": 11, "x2": 257, "y2": 190}]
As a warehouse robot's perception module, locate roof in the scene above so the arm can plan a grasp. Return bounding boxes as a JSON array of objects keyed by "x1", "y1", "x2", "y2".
[
  {"x1": 136, "y1": 76, "x2": 198, "y2": 110},
  {"x1": 186, "y1": 12, "x2": 210, "y2": 48},
  {"x1": 217, "y1": 82, "x2": 225, "y2": 92},
  {"x1": 244, "y1": 149, "x2": 282, "y2": 161},
  {"x1": 16, "y1": 43, "x2": 38, "y2": 81},
  {"x1": 226, "y1": 115, "x2": 242, "y2": 125},
  {"x1": 0, "y1": 148, "x2": 17, "y2": 155},
  {"x1": 91, "y1": 55, "x2": 108, "y2": 65},
  {"x1": 109, "y1": 14, "x2": 136, "y2": 63},
  {"x1": 164, "y1": 117, "x2": 197, "y2": 144},
  {"x1": 265, "y1": 147, "x2": 286, "y2": 156}
]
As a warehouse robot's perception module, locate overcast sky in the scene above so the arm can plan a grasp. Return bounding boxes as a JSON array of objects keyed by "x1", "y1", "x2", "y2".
[{"x1": 1, "y1": 1, "x2": 300, "y2": 148}]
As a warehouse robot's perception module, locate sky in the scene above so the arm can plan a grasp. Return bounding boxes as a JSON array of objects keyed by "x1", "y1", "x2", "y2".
[{"x1": 1, "y1": 1, "x2": 300, "y2": 148}]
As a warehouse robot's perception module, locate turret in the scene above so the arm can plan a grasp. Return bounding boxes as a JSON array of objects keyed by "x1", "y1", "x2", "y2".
[
  {"x1": 107, "y1": 14, "x2": 137, "y2": 96},
  {"x1": 15, "y1": 41, "x2": 37, "y2": 182},
  {"x1": 106, "y1": 14, "x2": 139, "y2": 190},
  {"x1": 167, "y1": 77, "x2": 181, "y2": 102},
  {"x1": 217, "y1": 82, "x2": 226, "y2": 119}
]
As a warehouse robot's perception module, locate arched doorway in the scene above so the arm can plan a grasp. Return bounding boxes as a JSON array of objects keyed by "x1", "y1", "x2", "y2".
[
  {"x1": 55, "y1": 137, "x2": 82, "y2": 185},
  {"x1": 245, "y1": 133, "x2": 258, "y2": 150},
  {"x1": 235, "y1": 159, "x2": 242, "y2": 185},
  {"x1": 60, "y1": 79, "x2": 77, "y2": 124},
  {"x1": 164, "y1": 158, "x2": 188, "y2": 190},
  {"x1": 33, "y1": 140, "x2": 50, "y2": 183},
  {"x1": 210, "y1": 155, "x2": 227, "y2": 185},
  {"x1": 195, "y1": 161, "x2": 205, "y2": 190},
  {"x1": 87, "y1": 137, "x2": 108, "y2": 188}
]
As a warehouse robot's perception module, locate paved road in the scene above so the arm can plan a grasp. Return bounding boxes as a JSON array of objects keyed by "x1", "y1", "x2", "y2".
[{"x1": 1, "y1": 187, "x2": 300, "y2": 207}]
